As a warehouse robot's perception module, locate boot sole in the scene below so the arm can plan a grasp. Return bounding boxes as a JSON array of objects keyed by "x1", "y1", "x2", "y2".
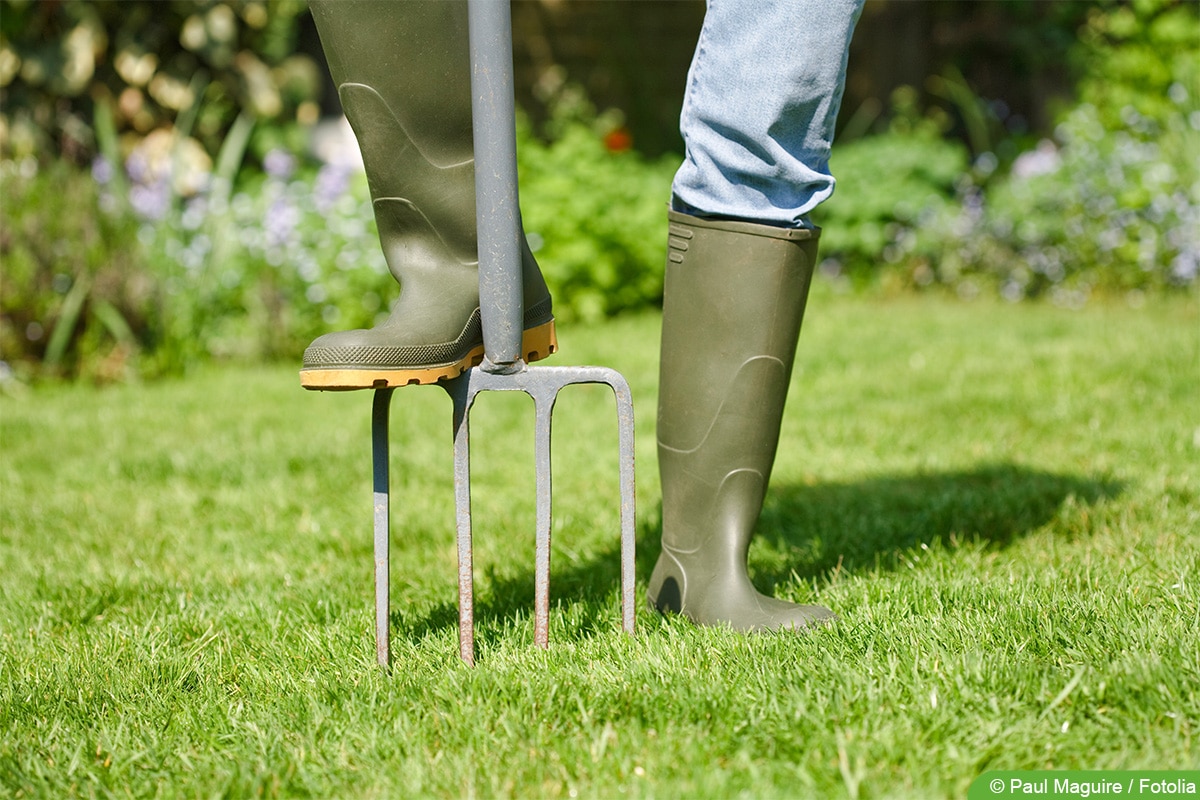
[{"x1": 299, "y1": 320, "x2": 557, "y2": 391}]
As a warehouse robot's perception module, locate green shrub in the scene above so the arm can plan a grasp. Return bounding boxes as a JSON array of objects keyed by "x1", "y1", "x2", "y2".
[
  {"x1": 817, "y1": 121, "x2": 970, "y2": 285},
  {"x1": 517, "y1": 112, "x2": 677, "y2": 322},
  {"x1": 8, "y1": 0, "x2": 1196, "y2": 383},
  {"x1": 918, "y1": 0, "x2": 1200, "y2": 303},
  {"x1": 1073, "y1": 0, "x2": 1200, "y2": 133},
  {"x1": 115, "y1": 155, "x2": 390, "y2": 373},
  {"x1": 0, "y1": 148, "x2": 385, "y2": 381},
  {"x1": 0, "y1": 92, "x2": 678, "y2": 381},
  {"x1": 930, "y1": 102, "x2": 1199, "y2": 303},
  {"x1": 822, "y1": 99, "x2": 1199, "y2": 303},
  {"x1": 200, "y1": 161, "x2": 390, "y2": 362},
  {"x1": 817, "y1": 0, "x2": 1199, "y2": 303}
]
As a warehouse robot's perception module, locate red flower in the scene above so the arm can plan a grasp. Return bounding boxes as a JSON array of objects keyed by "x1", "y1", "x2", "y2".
[{"x1": 603, "y1": 127, "x2": 633, "y2": 153}]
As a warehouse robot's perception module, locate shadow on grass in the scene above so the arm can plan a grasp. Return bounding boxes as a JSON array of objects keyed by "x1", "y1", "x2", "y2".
[
  {"x1": 753, "y1": 462, "x2": 1122, "y2": 590},
  {"x1": 392, "y1": 462, "x2": 1121, "y2": 652}
]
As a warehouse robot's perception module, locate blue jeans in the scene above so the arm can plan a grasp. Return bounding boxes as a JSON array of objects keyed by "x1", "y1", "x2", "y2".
[{"x1": 671, "y1": 0, "x2": 864, "y2": 228}]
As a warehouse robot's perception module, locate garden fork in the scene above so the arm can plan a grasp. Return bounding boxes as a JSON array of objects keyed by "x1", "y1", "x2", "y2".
[{"x1": 370, "y1": 0, "x2": 636, "y2": 668}]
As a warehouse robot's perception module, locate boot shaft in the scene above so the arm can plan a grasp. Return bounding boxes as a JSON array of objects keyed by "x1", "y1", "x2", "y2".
[
  {"x1": 657, "y1": 212, "x2": 819, "y2": 457},
  {"x1": 657, "y1": 212, "x2": 819, "y2": 553},
  {"x1": 310, "y1": 0, "x2": 472, "y2": 168},
  {"x1": 311, "y1": 0, "x2": 478, "y2": 272}
]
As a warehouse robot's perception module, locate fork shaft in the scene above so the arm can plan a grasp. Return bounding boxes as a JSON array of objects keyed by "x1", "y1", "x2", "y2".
[{"x1": 468, "y1": 0, "x2": 523, "y2": 365}]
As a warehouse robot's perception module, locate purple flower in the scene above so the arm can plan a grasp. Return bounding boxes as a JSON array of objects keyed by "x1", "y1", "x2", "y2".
[
  {"x1": 313, "y1": 162, "x2": 352, "y2": 213},
  {"x1": 265, "y1": 195, "x2": 301, "y2": 249},
  {"x1": 129, "y1": 180, "x2": 172, "y2": 221},
  {"x1": 125, "y1": 149, "x2": 151, "y2": 185},
  {"x1": 1012, "y1": 140, "x2": 1061, "y2": 180},
  {"x1": 92, "y1": 156, "x2": 114, "y2": 185},
  {"x1": 263, "y1": 149, "x2": 296, "y2": 181},
  {"x1": 1170, "y1": 250, "x2": 1198, "y2": 285}
]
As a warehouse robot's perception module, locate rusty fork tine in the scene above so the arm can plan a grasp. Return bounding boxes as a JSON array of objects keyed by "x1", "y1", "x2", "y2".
[
  {"x1": 533, "y1": 390, "x2": 555, "y2": 649},
  {"x1": 448, "y1": 376, "x2": 477, "y2": 667}
]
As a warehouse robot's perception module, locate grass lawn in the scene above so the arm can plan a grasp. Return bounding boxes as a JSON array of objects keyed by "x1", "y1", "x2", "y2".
[{"x1": 1, "y1": 290, "x2": 1197, "y2": 798}]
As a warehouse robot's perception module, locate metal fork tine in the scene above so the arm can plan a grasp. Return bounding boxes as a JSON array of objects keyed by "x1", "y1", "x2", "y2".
[
  {"x1": 533, "y1": 390, "x2": 554, "y2": 649},
  {"x1": 448, "y1": 367, "x2": 635, "y2": 664},
  {"x1": 449, "y1": 377, "x2": 477, "y2": 666},
  {"x1": 613, "y1": 378, "x2": 637, "y2": 635},
  {"x1": 371, "y1": 387, "x2": 395, "y2": 669}
]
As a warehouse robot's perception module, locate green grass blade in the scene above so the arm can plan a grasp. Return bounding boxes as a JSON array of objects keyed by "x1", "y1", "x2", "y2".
[
  {"x1": 42, "y1": 274, "x2": 91, "y2": 369},
  {"x1": 213, "y1": 111, "x2": 256, "y2": 193}
]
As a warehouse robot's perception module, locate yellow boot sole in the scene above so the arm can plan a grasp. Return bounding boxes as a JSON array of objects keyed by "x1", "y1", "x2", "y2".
[{"x1": 299, "y1": 320, "x2": 558, "y2": 391}]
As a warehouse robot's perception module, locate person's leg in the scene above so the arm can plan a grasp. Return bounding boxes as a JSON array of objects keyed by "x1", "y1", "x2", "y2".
[
  {"x1": 301, "y1": 0, "x2": 556, "y2": 391},
  {"x1": 649, "y1": 0, "x2": 863, "y2": 630},
  {"x1": 672, "y1": 0, "x2": 863, "y2": 227}
]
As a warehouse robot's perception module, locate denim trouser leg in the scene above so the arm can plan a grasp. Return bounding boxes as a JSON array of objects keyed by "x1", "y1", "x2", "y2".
[{"x1": 671, "y1": 0, "x2": 865, "y2": 228}]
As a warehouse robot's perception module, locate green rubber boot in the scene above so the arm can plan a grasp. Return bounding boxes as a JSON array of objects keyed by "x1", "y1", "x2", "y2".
[
  {"x1": 647, "y1": 210, "x2": 836, "y2": 631},
  {"x1": 301, "y1": 0, "x2": 556, "y2": 391}
]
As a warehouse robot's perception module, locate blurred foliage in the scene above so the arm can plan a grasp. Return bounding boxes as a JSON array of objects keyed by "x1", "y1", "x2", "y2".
[
  {"x1": 929, "y1": 100, "x2": 1199, "y2": 304},
  {"x1": 1, "y1": 149, "x2": 381, "y2": 382},
  {"x1": 818, "y1": 0, "x2": 1199, "y2": 304},
  {"x1": 819, "y1": 88, "x2": 973, "y2": 285},
  {"x1": 0, "y1": 84, "x2": 677, "y2": 382},
  {"x1": 0, "y1": 0, "x2": 319, "y2": 166},
  {"x1": 1073, "y1": 0, "x2": 1200, "y2": 130},
  {"x1": 1, "y1": 0, "x2": 1197, "y2": 384},
  {"x1": 517, "y1": 86, "x2": 678, "y2": 322},
  {"x1": 0, "y1": 160, "x2": 148, "y2": 382}
]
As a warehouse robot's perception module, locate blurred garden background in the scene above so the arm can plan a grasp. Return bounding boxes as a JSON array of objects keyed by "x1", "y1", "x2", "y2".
[{"x1": 1, "y1": 0, "x2": 1197, "y2": 383}]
